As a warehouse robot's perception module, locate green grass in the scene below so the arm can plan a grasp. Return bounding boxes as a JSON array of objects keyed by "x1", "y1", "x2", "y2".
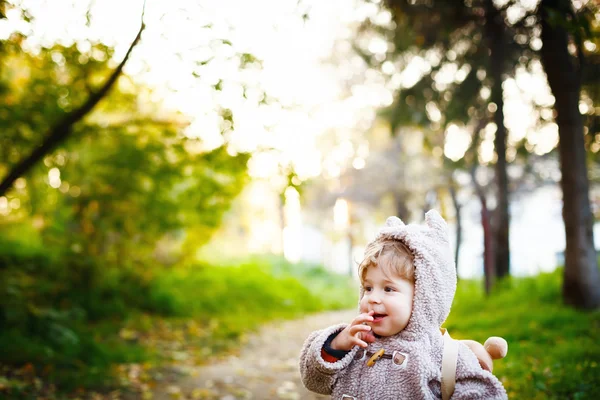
[
  {"x1": 146, "y1": 259, "x2": 357, "y2": 336},
  {"x1": 446, "y1": 270, "x2": 600, "y2": 400},
  {"x1": 0, "y1": 253, "x2": 356, "y2": 398},
  {"x1": 3, "y1": 239, "x2": 599, "y2": 400}
]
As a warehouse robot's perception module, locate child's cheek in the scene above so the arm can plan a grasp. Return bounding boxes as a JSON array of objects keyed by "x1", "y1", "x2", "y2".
[{"x1": 359, "y1": 297, "x2": 368, "y2": 313}]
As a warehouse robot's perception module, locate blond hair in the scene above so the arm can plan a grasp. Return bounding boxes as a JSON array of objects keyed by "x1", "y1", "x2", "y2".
[{"x1": 358, "y1": 238, "x2": 415, "y2": 283}]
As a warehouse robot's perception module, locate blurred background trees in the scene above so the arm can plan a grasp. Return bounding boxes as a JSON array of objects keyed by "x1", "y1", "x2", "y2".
[
  {"x1": 0, "y1": 1, "x2": 254, "y2": 391},
  {"x1": 347, "y1": 0, "x2": 599, "y2": 306},
  {"x1": 0, "y1": 8, "x2": 250, "y2": 263},
  {"x1": 538, "y1": 0, "x2": 600, "y2": 308}
]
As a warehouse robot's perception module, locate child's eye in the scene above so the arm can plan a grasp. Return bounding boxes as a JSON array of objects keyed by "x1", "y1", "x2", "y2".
[
  {"x1": 384, "y1": 286, "x2": 395, "y2": 292},
  {"x1": 364, "y1": 286, "x2": 373, "y2": 292}
]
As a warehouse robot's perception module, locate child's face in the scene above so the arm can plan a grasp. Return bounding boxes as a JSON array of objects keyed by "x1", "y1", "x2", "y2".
[{"x1": 359, "y1": 264, "x2": 414, "y2": 337}]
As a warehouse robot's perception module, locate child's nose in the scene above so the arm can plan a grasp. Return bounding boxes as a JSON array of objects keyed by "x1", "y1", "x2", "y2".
[{"x1": 368, "y1": 291, "x2": 381, "y2": 303}]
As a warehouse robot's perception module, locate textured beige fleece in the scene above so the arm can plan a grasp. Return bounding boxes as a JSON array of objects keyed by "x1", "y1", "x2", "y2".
[{"x1": 299, "y1": 210, "x2": 507, "y2": 399}]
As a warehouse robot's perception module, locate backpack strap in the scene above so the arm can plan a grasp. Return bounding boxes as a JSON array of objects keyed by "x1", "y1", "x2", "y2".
[{"x1": 441, "y1": 328, "x2": 459, "y2": 400}]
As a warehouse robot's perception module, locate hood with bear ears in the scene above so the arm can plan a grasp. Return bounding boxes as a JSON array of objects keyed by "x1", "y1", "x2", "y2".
[{"x1": 360, "y1": 210, "x2": 456, "y2": 340}]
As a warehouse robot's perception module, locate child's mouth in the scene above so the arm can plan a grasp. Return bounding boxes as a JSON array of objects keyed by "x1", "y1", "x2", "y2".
[{"x1": 372, "y1": 314, "x2": 387, "y2": 322}]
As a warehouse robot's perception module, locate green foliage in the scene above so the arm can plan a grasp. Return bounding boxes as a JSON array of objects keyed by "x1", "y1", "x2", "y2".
[
  {"x1": 150, "y1": 263, "x2": 317, "y2": 319},
  {"x1": 149, "y1": 256, "x2": 357, "y2": 319},
  {"x1": 0, "y1": 242, "x2": 356, "y2": 396},
  {"x1": 0, "y1": 5, "x2": 300, "y2": 398},
  {"x1": 446, "y1": 270, "x2": 600, "y2": 400},
  {"x1": 41, "y1": 125, "x2": 249, "y2": 265},
  {"x1": 0, "y1": 33, "x2": 250, "y2": 264},
  {"x1": 266, "y1": 256, "x2": 358, "y2": 310},
  {"x1": 0, "y1": 39, "x2": 116, "y2": 169},
  {"x1": 0, "y1": 243, "x2": 152, "y2": 394}
]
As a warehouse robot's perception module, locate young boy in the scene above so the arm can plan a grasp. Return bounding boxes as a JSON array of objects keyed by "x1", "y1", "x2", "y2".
[{"x1": 299, "y1": 211, "x2": 507, "y2": 399}]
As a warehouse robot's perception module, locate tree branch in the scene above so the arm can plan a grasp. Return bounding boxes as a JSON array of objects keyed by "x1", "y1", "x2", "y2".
[{"x1": 0, "y1": 1, "x2": 147, "y2": 197}]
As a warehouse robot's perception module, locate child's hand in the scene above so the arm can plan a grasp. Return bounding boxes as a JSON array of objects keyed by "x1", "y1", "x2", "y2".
[{"x1": 331, "y1": 311, "x2": 377, "y2": 351}]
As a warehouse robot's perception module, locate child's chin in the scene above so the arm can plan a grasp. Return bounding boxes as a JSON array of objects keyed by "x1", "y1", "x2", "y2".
[
  {"x1": 371, "y1": 327, "x2": 388, "y2": 336},
  {"x1": 372, "y1": 327, "x2": 401, "y2": 337}
]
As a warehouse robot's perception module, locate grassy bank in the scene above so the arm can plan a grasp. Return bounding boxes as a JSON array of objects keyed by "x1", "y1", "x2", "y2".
[
  {"x1": 447, "y1": 270, "x2": 600, "y2": 400},
  {"x1": 0, "y1": 249, "x2": 356, "y2": 399},
  {"x1": 2, "y1": 239, "x2": 598, "y2": 399}
]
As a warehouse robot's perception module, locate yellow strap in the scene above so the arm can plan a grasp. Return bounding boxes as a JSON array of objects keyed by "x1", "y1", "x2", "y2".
[{"x1": 441, "y1": 328, "x2": 459, "y2": 400}]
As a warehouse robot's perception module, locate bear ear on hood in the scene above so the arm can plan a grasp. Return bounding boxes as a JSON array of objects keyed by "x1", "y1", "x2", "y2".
[
  {"x1": 385, "y1": 216, "x2": 405, "y2": 228},
  {"x1": 425, "y1": 209, "x2": 447, "y2": 236}
]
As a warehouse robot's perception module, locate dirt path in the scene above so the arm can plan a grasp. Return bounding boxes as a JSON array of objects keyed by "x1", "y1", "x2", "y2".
[{"x1": 152, "y1": 309, "x2": 355, "y2": 400}]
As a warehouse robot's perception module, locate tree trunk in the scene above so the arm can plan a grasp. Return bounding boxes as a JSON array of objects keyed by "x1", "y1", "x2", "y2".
[
  {"x1": 485, "y1": 0, "x2": 510, "y2": 279},
  {"x1": 449, "y1": 181, "x2": 462, "y2": 275},
  {"x1": 348, "y1": 203, "x2": 354, "y2": 277},
  {"x1": 540, "y1": 0, "x2": 600, "y2": 309},
  {"x1": 482, "y1": 203, "x2": 494, "y2": 295},
  {"x1": 278, "y1": 192, "x2": 285, "y2": 256},
  {"x1": 471, "y1": 166, "x2": 495, "y2": 295},
  {"x1": 394, "y1": 192, "x2": 409, "y2": 222}
]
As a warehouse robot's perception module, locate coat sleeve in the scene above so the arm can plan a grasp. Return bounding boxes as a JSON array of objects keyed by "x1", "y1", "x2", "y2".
[
  {"x1": 451, "y1": 343, "x2": 508, "y2": 400},
  {"x1": 298, "y1": 323, "x2": 358, "y2": 395}
]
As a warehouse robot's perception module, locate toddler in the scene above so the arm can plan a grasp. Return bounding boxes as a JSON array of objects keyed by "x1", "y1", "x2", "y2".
[{"x1": 299, "y1": 210, "x2": 507, "y2": 399}]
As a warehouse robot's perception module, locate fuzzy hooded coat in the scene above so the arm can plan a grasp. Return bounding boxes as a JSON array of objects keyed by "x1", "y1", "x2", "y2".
[{"x1": 299, "y1": 210, "x2": 507, "y2": 399}]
